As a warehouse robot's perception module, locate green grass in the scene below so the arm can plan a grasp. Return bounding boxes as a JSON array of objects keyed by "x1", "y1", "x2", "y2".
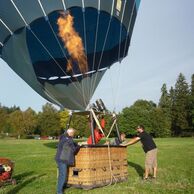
[{"x1": 0, "y1": 138, "x2": 194, "y2": 194}]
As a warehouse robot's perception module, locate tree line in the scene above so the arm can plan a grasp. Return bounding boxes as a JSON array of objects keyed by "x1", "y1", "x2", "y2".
[{"x1": 0, "y1": 73, "x2": 194, "y2": 138}]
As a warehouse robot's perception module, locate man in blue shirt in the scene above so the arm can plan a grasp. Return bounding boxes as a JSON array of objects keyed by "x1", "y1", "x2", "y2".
[{"x1": 55, "y1": 128, "x2": 80, "y2": 194}]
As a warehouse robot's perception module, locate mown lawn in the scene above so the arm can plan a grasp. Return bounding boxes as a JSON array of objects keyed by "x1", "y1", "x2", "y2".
[{"x1": 0, "y1": 138, "x2": 194, "y2": 194}]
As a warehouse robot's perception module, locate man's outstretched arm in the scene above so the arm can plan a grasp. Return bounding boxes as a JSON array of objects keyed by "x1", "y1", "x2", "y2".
[{"x1": 120, "y1": 137, "x2": 140, "y2": 146}]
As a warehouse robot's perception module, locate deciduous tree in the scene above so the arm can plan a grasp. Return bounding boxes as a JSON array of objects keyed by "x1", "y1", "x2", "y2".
[{"x1": 37, "y1": 103, "x2": 60, "y2": 136}]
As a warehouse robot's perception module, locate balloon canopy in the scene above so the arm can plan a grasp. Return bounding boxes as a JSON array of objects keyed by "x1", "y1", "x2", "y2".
[{"x1": 0, "y1": 0, "x2": 141, "y2": 110}]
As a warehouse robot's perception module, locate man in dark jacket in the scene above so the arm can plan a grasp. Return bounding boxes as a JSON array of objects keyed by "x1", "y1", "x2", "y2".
[
  {"x1": 55, "y1": 128, "x2": 80, "y2": 194},
  {"x1": 121, "y1": 125, "x2": 157, "y2": 180}
]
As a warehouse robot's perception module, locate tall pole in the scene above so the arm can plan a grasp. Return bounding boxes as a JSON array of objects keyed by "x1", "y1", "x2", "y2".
[
  {"x1": 90, "y1": 110, "x2": 96, "y2": 145},
  {"x1": 115, "y1": 122, "x2": 121, "y2": 142},
  {"x1": 112, "y1": 113, "x2": 121, "y2": 142},
  {"x1": 65, "y1": 111, "x2": 73, "y2": 131}
]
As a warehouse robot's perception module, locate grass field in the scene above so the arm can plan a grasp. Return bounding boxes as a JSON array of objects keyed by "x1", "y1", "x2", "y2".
[{"x1": 0, "y1": 138, "x2": 194, "y2": 194}]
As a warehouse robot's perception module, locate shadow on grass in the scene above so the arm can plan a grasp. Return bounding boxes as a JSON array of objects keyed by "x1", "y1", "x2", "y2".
[
  {"x1": 7, "y1": 173, "x2": 46, "y2": 194},
  {"x1": 128, "y1": 161, "x2": 144, "y2": 177},
  {"x1": 13, "y1": 171, "x2": 34, "y2": 183},
  {"x1": 43, "y1": 142, "x2": 58, "y2": 149}
]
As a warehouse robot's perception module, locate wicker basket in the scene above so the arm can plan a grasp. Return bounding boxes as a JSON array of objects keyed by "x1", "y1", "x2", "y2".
[{"x1": 67, "y1": 145, "x2": 128, "y2": 189}]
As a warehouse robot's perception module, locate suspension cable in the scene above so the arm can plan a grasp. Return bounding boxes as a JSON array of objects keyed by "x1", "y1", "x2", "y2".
[{"x1": 90, "y1": 0, "x2": 115, "y2": 98}]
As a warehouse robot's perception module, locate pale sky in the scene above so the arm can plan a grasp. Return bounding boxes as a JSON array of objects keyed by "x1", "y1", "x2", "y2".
[{"x1": 0, "y1": 0, "x2": 194, "y2": 112}]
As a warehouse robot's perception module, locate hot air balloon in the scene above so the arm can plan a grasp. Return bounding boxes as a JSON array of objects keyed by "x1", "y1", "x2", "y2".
[
  {"x1": 0, "y1": 0, "x2": 141, "y2": 189},
  {"x1": 0, "y1": 0, "x2": 141, "y2": 111}
]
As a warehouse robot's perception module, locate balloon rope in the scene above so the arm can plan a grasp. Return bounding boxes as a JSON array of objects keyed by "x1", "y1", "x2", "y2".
[
  {"x1": 10, "y1": 0, "x2": 28, "y2": 26},
  {"x1": 61, "y1": 0, "x2": 66, "y2": 10},
  {"x1": 47, "y1": 22, "x2": 68, "y2": 61},
  {"x1": 90, "y1": 0, "x2": 115, "y2": 97},
  {"x1": 114, "y1": 0, "x2": 136, "y2": 111},
  {"x1": 123, "y1": 0, "x2": 136, "y2": 58},
  {"x1": 118, "y1": 0, "x2": 127, "y2": 61},
  {"x1": 0, "y1": 19, "x2": 13, "y2": 35},
  {"x1": 106, "y1": 119, "x2": 117, "y2": 139},
  {"x1": 81, "y1": 2, "x2": 90, "y2": 107},
  {"x1": 109, "y1": 66, "x2": 116, "y2": 111},
  {"x1": 43, "y1": 88, "x2": 63, "y2": 108},
  {"x1": 90, "y1": 8, "x2": 114, "y2": 98},
  {"x1": 107, "y1": 1, "x2": 126, "y2": 111},
  {"x1": 42, "y1": 82, "x2": 85, "y2": 109},
  {"x1": 113, "y1": 63, "x2": 124, "y2": 113},
  {"x1": 89, "y1": 5, "x2": 100, "y2": 100},
  {"x1": 105, "y1": 143, "x2": 117, "y2": 187},
  {"x1": 109, "y1": 0, "x2": 127, "y2": 112}
]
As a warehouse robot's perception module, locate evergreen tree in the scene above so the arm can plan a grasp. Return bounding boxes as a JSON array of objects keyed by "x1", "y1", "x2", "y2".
[
  {"x1": 171, "y1": 73, "x2": 190, "y2": 136},
  {"x1": 169, "y1": 86, "x2": 175, "y2": 135},
  {"x1": 159, "y1": 84, "x2": 171, "y2": 117},
  {"x1": 189, "y1": 74, "x2": 194, "y2": 132},
  {"x1": 158, "y1": 84, "x2": 172, "y2": 136},
  {"x1": 159, "y1": 84, "x2": 168, "y2": 107},
  {"x1": 169, "y1": 86, "x2": 175, "y2": 110},
  {"x1": 191, "y1": 74, "x2": 194, "y2": 96},
  {"x1": 150, "y1": 107, "x2": 171, "y2": 137}
]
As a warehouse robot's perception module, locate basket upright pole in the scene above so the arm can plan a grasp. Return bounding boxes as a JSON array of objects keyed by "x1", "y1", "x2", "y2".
[
  {"x1": 65, "y1": 111, "x2": 73, "y2": 130},
  {"x1": 115, "y1": 122, "x2": 121, "y2": 142},
  {"x1": 90, "y1": 110, "x2": 96, "y2": 145},
  {"x1": 112, "y1": 113, "x2": 121, "y2": 142}
]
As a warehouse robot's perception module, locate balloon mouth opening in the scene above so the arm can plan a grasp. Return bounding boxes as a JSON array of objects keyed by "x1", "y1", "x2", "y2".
[{"x1": 37, "y1": 67, "x2": 107, "y2": 86}]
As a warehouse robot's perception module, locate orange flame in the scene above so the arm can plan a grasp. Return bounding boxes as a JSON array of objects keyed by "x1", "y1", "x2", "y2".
[{"x1": 57, "y1": 12, "x2": 88, "y2": 74}]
